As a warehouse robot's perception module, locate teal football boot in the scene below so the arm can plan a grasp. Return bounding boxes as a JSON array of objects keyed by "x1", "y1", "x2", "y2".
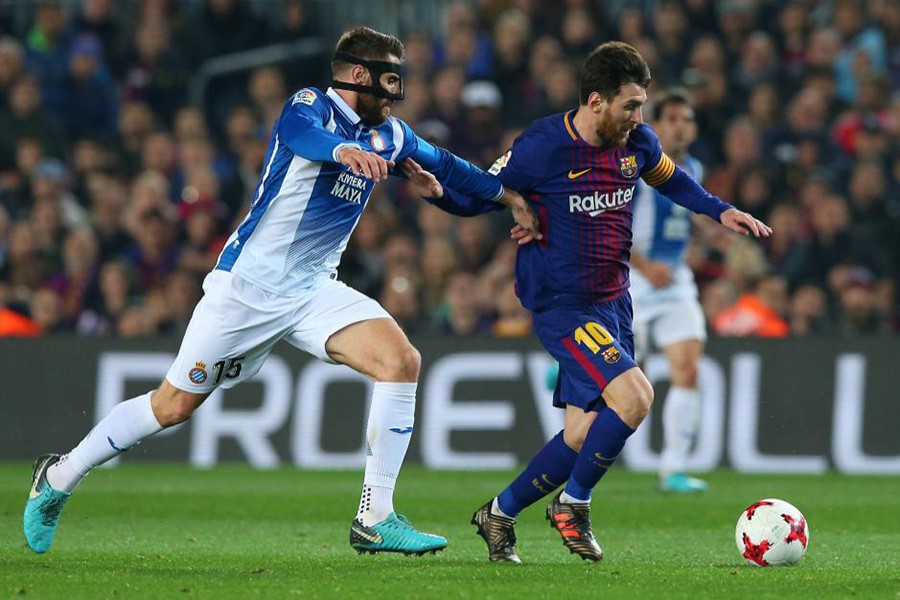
[
  {"x1": 350, "y1": 513, "x2": 448, "y2": 556},
  {"x1": 24, "y1": 454, "x2": 71, "y2": 553},
  {"x1": 659, "y1": 472, "x2": 708, "y2": 493}
]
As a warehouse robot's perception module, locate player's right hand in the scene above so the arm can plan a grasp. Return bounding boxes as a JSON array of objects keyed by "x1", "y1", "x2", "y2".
[{"x1": 337, "y1": 147, "x2": 394, "y2": 182}]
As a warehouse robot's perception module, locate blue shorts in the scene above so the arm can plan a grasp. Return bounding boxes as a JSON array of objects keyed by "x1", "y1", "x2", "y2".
[{"x1": 532, "y1": 293, "x2": 637, "y2": 412}]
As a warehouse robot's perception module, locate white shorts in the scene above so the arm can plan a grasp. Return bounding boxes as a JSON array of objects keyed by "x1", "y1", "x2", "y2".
[
  {"x1": 166, "y1": 270, "x2": 391, "y2": 393},
  {"x1": 632, "y1": 266, "x2": 706, "y2": 362}
]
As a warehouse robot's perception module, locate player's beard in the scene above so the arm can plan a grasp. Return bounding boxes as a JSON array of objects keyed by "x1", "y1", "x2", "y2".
[
  {"x1": 357, "y1": 93, "x2": 392, "y2": 126},
  {"x1": 596, "y1": 118, "x2": 633, "y2": 148}
]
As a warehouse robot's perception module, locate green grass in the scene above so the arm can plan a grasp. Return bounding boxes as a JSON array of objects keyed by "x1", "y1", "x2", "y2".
[{"x1": 1, "y1": 465, "x2": 898, "y2": 599}]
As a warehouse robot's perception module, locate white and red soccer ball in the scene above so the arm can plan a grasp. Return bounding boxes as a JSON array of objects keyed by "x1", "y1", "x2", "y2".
[{"x1": 735, "y1": 498, "x2": 809, "y2": 566}]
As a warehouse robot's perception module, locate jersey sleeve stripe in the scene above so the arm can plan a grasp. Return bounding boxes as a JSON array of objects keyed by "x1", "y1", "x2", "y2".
[
  {"x1": 642, "y1": 153, "x2": 676, "y2": 187},
  {"x1": 563, "y1": 111, "x2": 578, "y2": 141},
  {"x1": 389, "y1": 118, "x2": 404, "y2": 162}
]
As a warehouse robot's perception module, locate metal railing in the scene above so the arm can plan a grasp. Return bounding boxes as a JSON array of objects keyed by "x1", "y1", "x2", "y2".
[
  {"x1": 189, "y1": 37, "x2": 327, "y2": 108},
  {"x1": 3, "y1": 0, "x2": 476, "y2": 109}
]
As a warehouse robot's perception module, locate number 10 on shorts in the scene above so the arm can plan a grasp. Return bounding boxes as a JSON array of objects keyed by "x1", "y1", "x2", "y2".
[{"x1": 573, "y1": 322, "x2": 613, "y2": 354}]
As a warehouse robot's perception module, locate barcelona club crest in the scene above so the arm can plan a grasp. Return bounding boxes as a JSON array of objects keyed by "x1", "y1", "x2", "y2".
[
  {"x1": 189, "y1": 361, "x2": 208, "y2": 384},
  {"x1": 619, "y1": 154, "x2": 638, "y2": 178},
  {"x1": 601, "y1": 347, "x2": 621, "y2": 364}
]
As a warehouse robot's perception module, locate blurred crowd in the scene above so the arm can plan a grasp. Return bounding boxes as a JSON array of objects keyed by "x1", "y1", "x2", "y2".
[{"x1": 0, "y1": 0, "x2": 899, "y2": 339}]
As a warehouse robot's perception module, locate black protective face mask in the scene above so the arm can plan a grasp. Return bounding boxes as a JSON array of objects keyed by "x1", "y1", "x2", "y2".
[{"x1": 331, "y1": 52, "x2": 405, "y2": 101}]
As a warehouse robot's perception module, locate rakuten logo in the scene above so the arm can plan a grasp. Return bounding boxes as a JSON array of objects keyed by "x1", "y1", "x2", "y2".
[{"x1": 569, "y1": 186, "x2": 635, "y2": 216}]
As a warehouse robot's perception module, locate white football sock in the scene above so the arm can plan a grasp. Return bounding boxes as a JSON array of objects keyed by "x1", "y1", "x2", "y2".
[
  {"x1": 356, "y1": 382, "x2": 416, "y2": 526},
  {"x1": 491, "y1": 497, "x2": 513, "y2": 519},
  {"x1": 47, "y1": 392, "x2": 163, "y2": 492},
  {"x1": 659, "y1": 386, "x2": 700, "y2": 477},
  {"x1": 559, "y1": 490, "x2": 590, "y2": 504}
]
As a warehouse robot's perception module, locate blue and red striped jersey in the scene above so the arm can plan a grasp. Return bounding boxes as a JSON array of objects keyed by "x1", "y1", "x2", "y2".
[{"x1": 491, "y1": 111, "x2": 676, "y2": 311}]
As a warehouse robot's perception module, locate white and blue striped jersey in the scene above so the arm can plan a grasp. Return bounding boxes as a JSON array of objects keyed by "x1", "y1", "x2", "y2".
[
  {"x1": 215, "y1": 87, "x2": 503, "y2": 295},
  {"x1": 631, "y1": 155, "x2": 704, "y2": 266}
]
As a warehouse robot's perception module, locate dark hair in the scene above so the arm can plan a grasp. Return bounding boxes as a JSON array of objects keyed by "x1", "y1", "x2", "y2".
[
  {"x1": 332, "y1": 26, "x2": 404, "y2": 73},
  {"x1": 579, "y1": 41, "x2": 651, "y2": 104},
  {"x1": 652, "y1": 87, "x2": 693, "y2": 121}
]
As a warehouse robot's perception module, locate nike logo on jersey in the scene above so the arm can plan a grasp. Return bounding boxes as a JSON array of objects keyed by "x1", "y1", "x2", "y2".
[{"x1": 568, "y1": 168, "x2": 592, "y2": 179}]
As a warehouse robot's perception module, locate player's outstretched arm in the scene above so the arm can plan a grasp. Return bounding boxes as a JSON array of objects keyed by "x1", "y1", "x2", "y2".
[
  {"x1": 650, "y1": 165, "x2": 771, "y2": 238},
  {"x1": 403, "y1": 128, "x2": 504, "y2": 202},
  {"x1": 401, "y1": 158, "x2": 541, "y2": 243},
  {"x1": 400, "y1": 158, "x2": 495, "y2": 216}
]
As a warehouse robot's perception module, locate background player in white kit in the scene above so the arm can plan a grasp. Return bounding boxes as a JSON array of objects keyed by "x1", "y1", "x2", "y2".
[
  {"x1": 630, "y1": 89, "x2": 709, "y2": 493},
  {"x1": 23, "y1": 26, "x2": 538, "y2": 555}
]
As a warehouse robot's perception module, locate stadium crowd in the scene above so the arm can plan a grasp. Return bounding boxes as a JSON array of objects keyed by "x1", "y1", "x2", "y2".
[{"x1": 0, "y1": 0, "x2": 898, "y2": 338}]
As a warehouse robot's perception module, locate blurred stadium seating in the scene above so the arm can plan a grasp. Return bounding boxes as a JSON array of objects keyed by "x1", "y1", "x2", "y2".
[{"x1": 0, "y1": 0, "x2": 898, "y2": 339}]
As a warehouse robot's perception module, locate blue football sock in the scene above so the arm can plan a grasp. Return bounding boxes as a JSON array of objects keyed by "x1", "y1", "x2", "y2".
[
  {"x1": 497, "y1": 431, "x2": 577, "y2": 518},
  {"x1": 564, "y1": 407, "x2": 635, "y2": 502}
]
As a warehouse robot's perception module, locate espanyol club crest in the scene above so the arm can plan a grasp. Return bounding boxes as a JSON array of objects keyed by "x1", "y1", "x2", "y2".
[
  {"x1": 370, "y1": 130, "x2": 386, "y2": 152},
  {"x1": 189, "y1": 361, "x2": 208, "y2": 384},
  {"x1": 619, "y1": 154, "x2": 638, "y2": 178}
]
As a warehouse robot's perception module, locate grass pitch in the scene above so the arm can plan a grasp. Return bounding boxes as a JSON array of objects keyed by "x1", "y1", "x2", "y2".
[{"x1": 1, "y1": 464, "x2": 898, "y2": 599}]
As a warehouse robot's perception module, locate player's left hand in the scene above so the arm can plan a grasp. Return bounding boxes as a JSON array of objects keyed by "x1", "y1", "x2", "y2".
[
  {"x1": 499, "y1": 188, "x2": 542, "y2": 244},
  {"x1": 399, "y1": 158, "x2": 444, "y2": 198},
  {"x1": 720, "y1": 208, "x2": 772, "y2": 238},
  {"x1": 509, "y1": 224, "x2": 531, "y2": 243}
]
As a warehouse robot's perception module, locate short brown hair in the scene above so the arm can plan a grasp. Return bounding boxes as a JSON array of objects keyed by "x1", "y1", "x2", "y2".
[
  {"x1": 579, "y1": 42, "x2": 651, "y2": 104},
  {"x1": 332, "y1": 26, "x2": 404, "y2": 74},
  {"x1": 652, "y1": 87, "x2": 693, "y2": 121}
]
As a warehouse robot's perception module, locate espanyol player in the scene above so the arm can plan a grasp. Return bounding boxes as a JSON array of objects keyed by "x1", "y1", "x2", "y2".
[
  {"x1": 630, "y1": 88, "x2": 710, "y2": 494},
  {"x1": 450, "y1": 42, "x2": 770, "y2": 563},
  {"x1": 23, "y1": 26, "x2": 538, "y2": 557}
]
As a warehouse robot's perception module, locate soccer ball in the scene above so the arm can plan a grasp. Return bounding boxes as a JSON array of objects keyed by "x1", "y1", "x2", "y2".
[{"x1": 735, "y1": 498, "x2": 809, "y2": 566}]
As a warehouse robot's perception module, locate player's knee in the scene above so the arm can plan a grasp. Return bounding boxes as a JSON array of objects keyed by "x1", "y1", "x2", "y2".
[
  {"x1": 635, "y1": 382, "x2": 655, "y2": 418},
  {"x1": 153, "y1": 391, "x2": 201, "y2": 427},
  {"x1": 374, "y1": 343, "x2": 421, "y2": 382},
  {"x1": 670, "y1": 357, "x2": 699, "y2": 388},
  {"x1": 675, "y1": 365, "x2": 699, "y2": 388},
  {"x1": 622, "y1": 379, "x2": 655, "y2": 425}
]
